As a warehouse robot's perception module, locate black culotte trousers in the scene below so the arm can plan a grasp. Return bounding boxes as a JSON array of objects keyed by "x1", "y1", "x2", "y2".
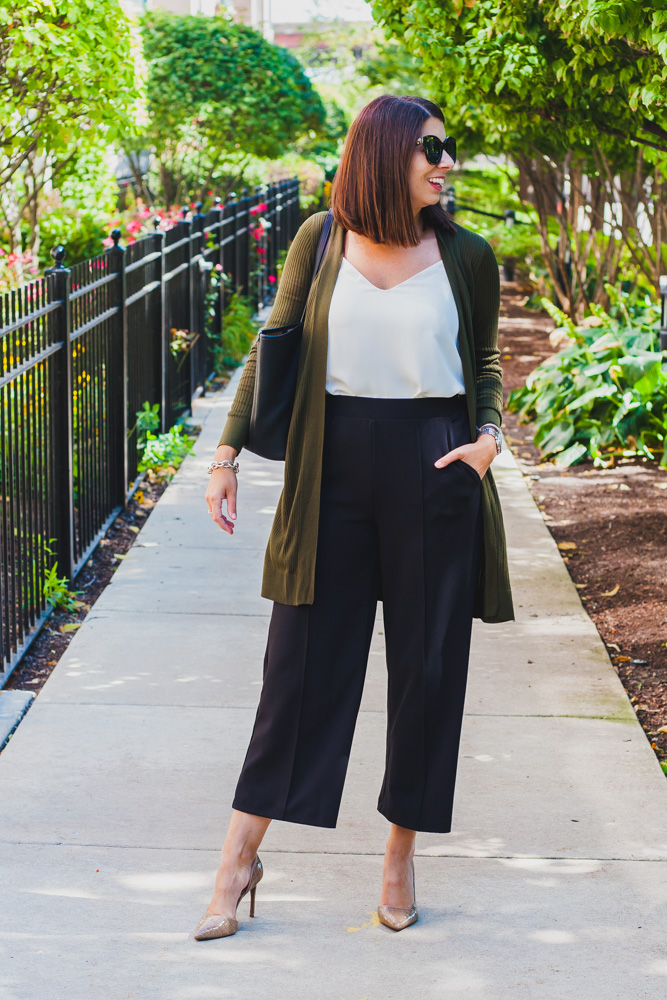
[{"x1": 232, "y1": 393, "x2": 483, "y2": 833}]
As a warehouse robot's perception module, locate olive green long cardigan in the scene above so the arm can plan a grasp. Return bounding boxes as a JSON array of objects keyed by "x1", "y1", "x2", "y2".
[{"x1": 219, "y1": 211, "x2": 515, "y2": 623}]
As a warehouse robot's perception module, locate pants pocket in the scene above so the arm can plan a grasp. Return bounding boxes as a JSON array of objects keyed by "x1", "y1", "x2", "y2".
[{"x1": 455, "y1": 458, "x2": 482, "y2": 485}]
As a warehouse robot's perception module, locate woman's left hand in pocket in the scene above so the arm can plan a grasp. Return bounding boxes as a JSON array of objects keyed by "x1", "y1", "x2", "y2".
[{"x1": 434, "y1": 433, "x2": 497, "y2": 480}]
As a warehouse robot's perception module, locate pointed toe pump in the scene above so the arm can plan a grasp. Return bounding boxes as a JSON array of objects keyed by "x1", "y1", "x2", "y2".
[
  {"x1": 194, "y1": 855, "x2": 263, "y2": 941},
  {"x1": 377, "y1": 858, "x2": 418, "y2": 932}
]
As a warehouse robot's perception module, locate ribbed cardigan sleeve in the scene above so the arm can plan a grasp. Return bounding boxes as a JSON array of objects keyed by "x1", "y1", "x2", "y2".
[
  {"x1": 468, "y1": 237, "x2": 503, "y2": 428},
  {"x1": 217, "y1": 212, "x2": 326, "y2": 452}
]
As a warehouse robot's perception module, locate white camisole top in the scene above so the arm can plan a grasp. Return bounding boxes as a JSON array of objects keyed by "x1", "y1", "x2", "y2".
[{"x1": 325, "y1": 256, "x2": 465, "y2": 398}]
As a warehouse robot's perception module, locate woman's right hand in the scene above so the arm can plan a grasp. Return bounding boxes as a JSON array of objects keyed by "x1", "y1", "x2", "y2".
[{"x1": 205, "y1": 446, "x2": 239, "y2": 535}]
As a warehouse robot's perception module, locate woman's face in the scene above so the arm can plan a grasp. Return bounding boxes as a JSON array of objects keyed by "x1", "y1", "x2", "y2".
[{"x1": 408, "y1": 115, "x2": 454, "y2": 217}]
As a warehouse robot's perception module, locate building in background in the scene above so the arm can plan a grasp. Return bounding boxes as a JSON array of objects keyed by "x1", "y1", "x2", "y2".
[
  {"x1": 122, "y1": 0, "x2": 273, "y2": 36},
  {"x1": 233, "y1": 0, "x2": 273, "y2": 39}
]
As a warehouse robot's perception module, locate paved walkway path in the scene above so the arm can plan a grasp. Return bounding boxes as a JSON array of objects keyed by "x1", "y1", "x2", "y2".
[{"x1": 1, "y1": 371, "x2": 667, "y2": 1000}]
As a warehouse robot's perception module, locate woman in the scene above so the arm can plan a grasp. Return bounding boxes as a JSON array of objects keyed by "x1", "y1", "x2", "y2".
[{"x1": 197, "y1": 94, "x2": 514, "y2": 940}]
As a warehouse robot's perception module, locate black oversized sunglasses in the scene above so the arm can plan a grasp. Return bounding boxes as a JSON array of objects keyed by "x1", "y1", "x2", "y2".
[{"x1": 416, "y1": 134, "x2": 457, "y2": 165}]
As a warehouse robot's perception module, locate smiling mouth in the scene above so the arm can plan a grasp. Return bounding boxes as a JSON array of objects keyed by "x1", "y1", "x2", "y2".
[{"x1": 428, "y1": 177, "x2": 446, "y2": 190}]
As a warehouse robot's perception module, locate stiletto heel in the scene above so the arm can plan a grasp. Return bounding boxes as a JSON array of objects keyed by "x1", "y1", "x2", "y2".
[
  {"x1": 377, "y1": 857, "x2": 418, "y2": 931},
  {"x1": 194, "y1": 855, "x2": 263, "y2": 940}
]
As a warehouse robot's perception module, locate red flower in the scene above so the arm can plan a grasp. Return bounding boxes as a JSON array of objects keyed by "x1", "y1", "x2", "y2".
[
  {"x1": 268, "y1": 274, "x2": 276, "y2": 283},
  {"x1": 249, "y1": 207, "x2": 260, "y2": 216},
  {"x1": 252, "y1": 227, "x2": 264, "y2": 240},
  {"x1": 256, "y1": 247, "x2": 266, "y2": 256},
  {"x1": 257, "y1": 202, "x2": 268, "y2": 212}
]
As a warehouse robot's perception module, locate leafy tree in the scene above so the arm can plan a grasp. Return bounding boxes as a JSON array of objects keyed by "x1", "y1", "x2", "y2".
[
  {"x1": 130, "y1": 11, "x2": 327, "y2": 206},
  {"x1": 371, "y1": 0, "x2": 667, "y2": 316},
  {"x1": 0, "y1": 0, "x2": 139, "y2": 264},
  {"x1": 544, "y1": 0, "x2": 667, "y2": 153}
]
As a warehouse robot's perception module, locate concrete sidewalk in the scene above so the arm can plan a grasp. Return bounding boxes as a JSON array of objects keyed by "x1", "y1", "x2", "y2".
[{"x1": 1, "y1": 370, "x2": 666, "y2": 1000}]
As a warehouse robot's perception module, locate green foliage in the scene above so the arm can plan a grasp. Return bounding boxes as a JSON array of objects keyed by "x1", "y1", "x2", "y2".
[
  {"x1": 371, "y1": 0, "x2": 667, "y2": 160},
  {"x1": 135, "y1": 11, "x2": 326, "y2": 205},
  {"x1": 131, "y1": 402, "x2": 193, "y2": 480},
  {"x1": 39, "y1": 541, "x2": 81, "y2": 611},
  {"x1": 137, "y1": 425, "x2": 194, "y2": 478},
  {"x1": 450, "y1": 167, "x2": 544, "y2": 262},
  {"x1": 508, "y1": 292, "x2": 666, "y2": 466},
  {"x1": 34, "y1": 206, "x2": 109, "y2": 270},
  {"x1": 290, "y1": 19, "x2": 425, "y2": 176},
  {"x1": 42, "y1": 562, "x2": 81, "y2": 612},
  {"x1": 485, "y1": 219, "x2": 545, "y2": 267},
  {"x1": 244, "y1": 153, "x2": 326, "y2": 210},
  {"x1": 0, "y1": 2, "x2": 140, "y2": 267},
  {"x1": 213, "y1": 294, "x2": 258, "y2": 372},
  {"x1": 371, "y1": 0, "x2": 667, "y2": 313},
  {"x1": 0, "y1": 0, "x2": 139, "y2": 184},
  {"x1": 134, "y1": 401, "x2": 161, "y2": 449}
]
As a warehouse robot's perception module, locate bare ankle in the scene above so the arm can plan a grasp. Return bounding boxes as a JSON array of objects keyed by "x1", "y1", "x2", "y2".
[
  {"x1": 220, "y1": 846, "x2": 257, "y2": 870},
  {"x1": 385, "y1": 840, "x2": 415, "y2": 861}
]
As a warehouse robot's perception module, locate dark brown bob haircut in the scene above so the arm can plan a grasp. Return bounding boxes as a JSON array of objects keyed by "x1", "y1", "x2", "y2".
[{"x1": 330, "y1": 94, "x2": 456, "y2": 247}]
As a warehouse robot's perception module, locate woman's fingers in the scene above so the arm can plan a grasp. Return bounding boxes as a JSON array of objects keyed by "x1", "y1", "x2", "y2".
[
  {"x1": 434, "y1": 441, "x2": 491, "y2": 480},
  {"x1": 205, "y1": 472, "x2": 238, "y2": 535},
  {"x1": 226, "y1": 479, "x2": 237, "y2": 521},
  {"x1": 212, "y1": 505, "x2": 234, "y2": 534},
  {"x1": 434, "y1": 447, "x2": 465, "y2": 468}
]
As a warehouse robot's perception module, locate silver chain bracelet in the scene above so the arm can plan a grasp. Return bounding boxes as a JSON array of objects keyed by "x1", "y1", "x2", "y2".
[{"x1": 207, "y1": 460, "x2": 239, "y2": 474}]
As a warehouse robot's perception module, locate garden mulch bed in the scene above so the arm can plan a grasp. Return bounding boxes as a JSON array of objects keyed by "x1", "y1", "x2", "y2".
[{"x1": 499, "y1": 282, "x2": 667, "y2": 774}]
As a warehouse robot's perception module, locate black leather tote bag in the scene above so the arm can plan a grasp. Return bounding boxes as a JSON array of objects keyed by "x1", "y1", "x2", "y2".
[{"x1": 246, "y1": 211, "x2": 333, "y2": 461}]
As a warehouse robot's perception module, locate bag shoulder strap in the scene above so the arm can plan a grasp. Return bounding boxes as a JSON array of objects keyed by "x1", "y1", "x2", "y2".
[{"x1": 300, "y1": 210, "x2": 333, "y2": 323}]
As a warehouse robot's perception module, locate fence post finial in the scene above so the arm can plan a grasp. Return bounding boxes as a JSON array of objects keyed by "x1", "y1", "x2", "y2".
[{"x1": 50, "y1": 244, "x2": 67, "y2": 268}]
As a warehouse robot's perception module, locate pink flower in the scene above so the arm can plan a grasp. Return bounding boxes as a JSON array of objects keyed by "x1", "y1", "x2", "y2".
[
  {"x1": 7, "y1": 253, "x2": 17, "y2": 266},
  {"x1": 256, "y1": 247, "x2": 266, "y2": 256},
  {"x1": 249, "y1": 207, "x2": 260, "y2": 216},
  {"x1": 252, "y1": 227, "x2": 264, "y2": 240},
  {"x1": 257, "y1": 202, "x2": 268, "y2": 212},
  {"x1": 102, "y1": 237, "x2": 114, "y2": 248},
  {"x1": 215, "y1": 263, "x2": 223, "y2": 271},
  {"x1": 141, "y1": 208, "x2": 152, "y2": 218},
  {"x1": 268, "y1": 274, "x2": 276, "y2": 283},
  {"x1": 127, "y1": 220, "x2": 143, "y2": 234}
]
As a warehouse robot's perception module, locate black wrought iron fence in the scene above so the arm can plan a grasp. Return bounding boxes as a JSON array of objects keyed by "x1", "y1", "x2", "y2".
[{"x1": 0, "y1": 177, "x2": 300, "y2": 682}]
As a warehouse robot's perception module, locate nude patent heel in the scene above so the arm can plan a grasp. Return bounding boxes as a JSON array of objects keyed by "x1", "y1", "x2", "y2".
[
  {"x1": 377, "y1": 857, "x2": 418, "y2": 931},
  {"x1": 193, "y1": 855, "x2": 263, "y2": 941}
]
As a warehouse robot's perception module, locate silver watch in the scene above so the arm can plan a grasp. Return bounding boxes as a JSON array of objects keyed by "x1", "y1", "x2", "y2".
[
  {"x1": 476, "y1": 424, "x2": 502, "y2": 454},
  {"x1": 207, "y1": 459, "x2": 239, "y2": 474}
]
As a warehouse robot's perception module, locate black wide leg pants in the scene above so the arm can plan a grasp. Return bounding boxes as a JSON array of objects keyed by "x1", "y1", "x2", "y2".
[{"x1": 232, "y1": 393, "x2": 483, "y2": 833}]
